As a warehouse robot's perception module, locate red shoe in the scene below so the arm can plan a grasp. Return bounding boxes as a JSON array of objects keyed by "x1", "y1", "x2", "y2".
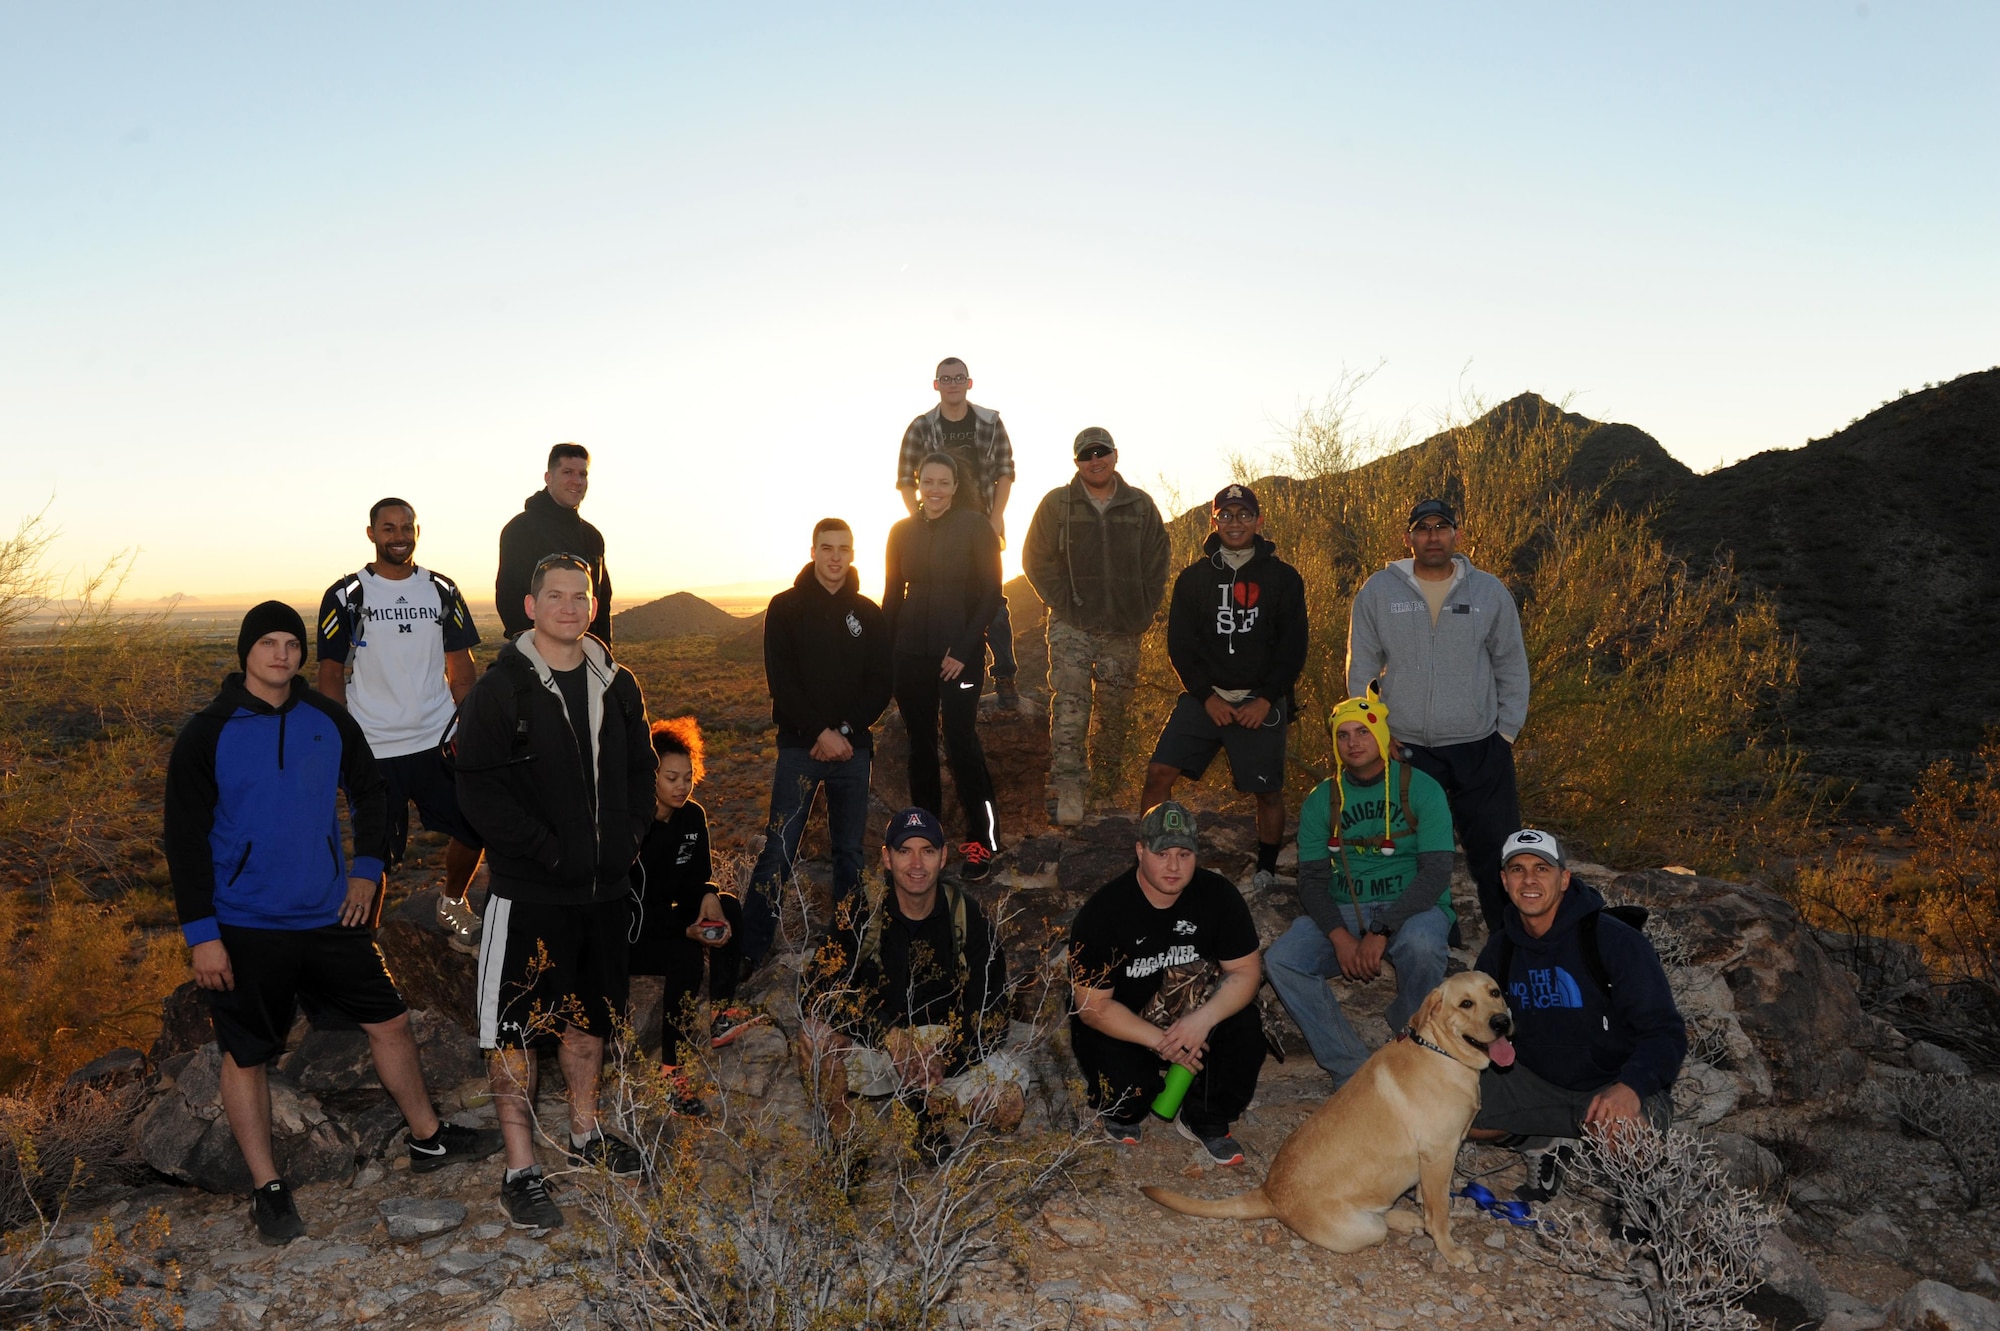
[{"x1": 959, "y1": 842, "x2": 995, "y2": 883}]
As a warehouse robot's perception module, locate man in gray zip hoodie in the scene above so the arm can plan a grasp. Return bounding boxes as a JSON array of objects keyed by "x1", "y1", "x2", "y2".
[
  {"x1": 1346, "y1": 499, "x2": 1529, "y2": 930},
  {"x1": 1022, "y1": 427, "x2": 1172, "y2": 825}
]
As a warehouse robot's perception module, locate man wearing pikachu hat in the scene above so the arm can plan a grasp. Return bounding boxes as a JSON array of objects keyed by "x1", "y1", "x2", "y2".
[{"x1": 1264, "y1": 685, "x2": 1458, "y2": 1088}]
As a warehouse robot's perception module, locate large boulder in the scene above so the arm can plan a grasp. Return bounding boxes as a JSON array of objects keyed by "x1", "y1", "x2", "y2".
[
  {"x1": 1599, "y1": 870, "x2": 1871, "y2": 1105},
  {"x1": 136, "y1": 1044, "x2": 359, "y2": 1192},
  {"x1": 378, "y1": 888, "x2": 478, "y2": 1025},
  {"x1": 1884, "y1": 1280, "x2": 2000, "y2": 1331},
  {"x1": 281, "y1": 1008, "x2": 484, "y2": 1093}
]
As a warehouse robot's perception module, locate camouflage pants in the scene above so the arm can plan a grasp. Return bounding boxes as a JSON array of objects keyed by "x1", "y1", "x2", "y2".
[{"x1": 1046, "y1": 619, "x2": 1142, "y2": 796}]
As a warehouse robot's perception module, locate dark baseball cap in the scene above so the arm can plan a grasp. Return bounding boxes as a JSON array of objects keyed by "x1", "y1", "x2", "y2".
[
  {"x1": 1139, "y1": 800, "x2": 1200, "y2": 853},
  {"x1": 1212, "y1": 484, "x2": 1260, "y2": 516},
  {"x1": 885, "y1": 807, "x2": 947, "y2": 849},
  {"x1": 1073, "y1": 427, "x2": 1116, "y2": 458},
  {"x1": 1407, "y1": 499, "x2": 1457, "y2": 529}
]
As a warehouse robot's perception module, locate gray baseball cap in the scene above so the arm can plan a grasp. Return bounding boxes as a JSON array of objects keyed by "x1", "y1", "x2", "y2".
[
  {"x1": 1139, "y1": 800, "x2": 1200, "y2": 853},
  {"x1": 1500, "y1": 828, "x2": 1564, "y2": 869}
]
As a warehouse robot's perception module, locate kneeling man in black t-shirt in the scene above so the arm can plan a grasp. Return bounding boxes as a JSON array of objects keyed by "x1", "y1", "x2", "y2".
[{"x1": 1068, "y1": 800, "x2": 1266, "y2": 1166}]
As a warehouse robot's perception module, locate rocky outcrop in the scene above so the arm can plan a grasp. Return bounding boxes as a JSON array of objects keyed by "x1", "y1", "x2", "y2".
[
  {"x1": 377, "y1": 888, "x2": 480, "y2": 1021},
  {"x1": 1593, "y1": 869, "x2": 1872, "y2": 1107},
  {"x1": 137, "y1": 1044, "x2": 361, "y2": 1193},
  {"x1": 1885, "y1": 1280, "x2": 2000, "y2": 1331}
]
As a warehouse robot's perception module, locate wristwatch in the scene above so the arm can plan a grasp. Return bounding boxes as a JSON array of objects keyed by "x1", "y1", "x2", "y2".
[
  {"x1": 837, "y1": 723, "x2": 852, "y2": 736},
  {"x1": 1367, "y1": 919, "x2": 1392, "y2": 938}
]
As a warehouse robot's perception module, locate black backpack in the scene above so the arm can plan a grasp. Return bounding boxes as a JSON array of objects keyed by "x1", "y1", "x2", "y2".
[
  {"x1": 1491, "y1": 903, "x2": 1650, "y2": 999},
  {"x1": 438, "y1": 656, "x2": 630, "y2": 776}
]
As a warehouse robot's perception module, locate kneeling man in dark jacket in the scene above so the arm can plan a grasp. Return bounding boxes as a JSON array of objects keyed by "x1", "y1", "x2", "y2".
[{"x1": 1471, "y1": 829, "x2": 1687, "y2": 1199}]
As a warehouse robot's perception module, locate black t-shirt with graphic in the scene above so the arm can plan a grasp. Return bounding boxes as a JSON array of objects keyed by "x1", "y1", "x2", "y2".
[
  {"x1": 550, "y1": 664, "x2": 595, "y2": 808},
  {"x1": 936, "y1": 411, "x2": 986, "y2": 514},
  {"x1": 1068, "y1": 865, "x2": 1259, "y2": 1013}
]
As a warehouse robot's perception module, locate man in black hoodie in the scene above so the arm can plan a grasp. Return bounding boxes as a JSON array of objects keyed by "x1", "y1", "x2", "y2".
[
  {"x1": 1470, "y1": 829, "x2": 1687, "y2": 1199},
  {"x1": 495, "y1": 443, "x2": 613, "y2": 641},
  {"x1": 743, "y1": 518, "x2": 894, "y2": 967},
  {"x1": 1142, "y1": 485, "x2": 1308, "y2": 885},
  {"x1": 453, "y1": 556, "x2": 654, "y2": 1229}
]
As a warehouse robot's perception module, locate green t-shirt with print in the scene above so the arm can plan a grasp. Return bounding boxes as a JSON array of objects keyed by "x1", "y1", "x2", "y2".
[{"x1": 1295, "y1": 761, "x2": 1457, "y2": 920}]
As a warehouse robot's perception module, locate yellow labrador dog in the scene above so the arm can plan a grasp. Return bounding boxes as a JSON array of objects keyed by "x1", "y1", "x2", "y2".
[{"x1": 1143, "y1": 971, "x2": 1514, "y2": 1268}]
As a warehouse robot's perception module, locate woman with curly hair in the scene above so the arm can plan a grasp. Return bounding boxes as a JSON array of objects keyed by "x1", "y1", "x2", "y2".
[{"x1": 629, "y1": 717, "x2": 759, "y2": 1105}]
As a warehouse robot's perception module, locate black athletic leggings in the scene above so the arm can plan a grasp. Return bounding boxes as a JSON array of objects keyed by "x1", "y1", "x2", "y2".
[
  {"x1": 893, "y1": 652, "x2": 999, "y2": 851},
  {"x1": 632, "y1": 892, "x2": 744, "y2": 1064},
  {"x1": 1070, "y1": 1003, "x2": 1267, "y2": 1135}
]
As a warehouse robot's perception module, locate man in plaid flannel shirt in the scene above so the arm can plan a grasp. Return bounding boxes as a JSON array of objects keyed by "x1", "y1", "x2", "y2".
[{"x1": 897, "y1": 356, "x2": 1021, "y2": 708}]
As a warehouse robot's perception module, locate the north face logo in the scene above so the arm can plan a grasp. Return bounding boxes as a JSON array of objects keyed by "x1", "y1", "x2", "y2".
[{"x1": 1233, "y1": 582, "x2": 1259, "y2": 608}]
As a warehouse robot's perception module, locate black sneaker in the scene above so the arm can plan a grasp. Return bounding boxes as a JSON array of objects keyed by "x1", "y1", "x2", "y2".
[
  {"x1": 251, "y1": 1178, "x2": 305, "y2": 1246},
  {"x1": 1174, "y1": 1116, "x2": 1246, "y2": 1167},
  {"x1": 499, "y1": 1169, "x2": 564, "y2": 1230},
  {"x1": 994, "y1": 676, "x2": 1021, "y2": 709},
  {"x1": 959, "y1": 842, "x2": 995, "y2": 883},
  {"x1": 408, "y1": 1121, "x2": 505, "y2": 1174},
  {"x1": 566, "y1": 1131, "x2": 645, "y2": 1176},
  {"x1": 1102, "y1": 1117, "x2": 1144, "y2": 1146},
  {"x1": 1517, "y1": 1141, "x2": 1577, "y2": 1203}
]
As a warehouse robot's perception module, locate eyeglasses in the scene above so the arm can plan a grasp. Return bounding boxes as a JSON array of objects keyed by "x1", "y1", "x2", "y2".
[
  {"x1": 1457, "y1": 1182, "x2": 1538, "y2": 1227},
  {"x1": 935, "y1": 374, "x2": 969, "y2": 387},
  {"x1": 534, "y1": 552, "x2": 592, "y2": 573},
  {"x1": 1410, "y1": 522, "x2": 1456, "y2": 536},
  {"x1": 1076, "y1": 445, "x2": 1114, "y2": 462}
]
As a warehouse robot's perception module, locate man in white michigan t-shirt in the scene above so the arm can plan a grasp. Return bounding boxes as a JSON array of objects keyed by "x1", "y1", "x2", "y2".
[{"x1": 316, "y1": 498, "x2": 485, "y2": 950}]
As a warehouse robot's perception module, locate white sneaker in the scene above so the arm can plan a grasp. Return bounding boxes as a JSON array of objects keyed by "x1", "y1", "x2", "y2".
[
  {"x1": 435, "y1": 891, "x2": 482, "y2": 954},
  {"x1": 1247, "y1": 869, "x2": 1276, "y2": 900}
]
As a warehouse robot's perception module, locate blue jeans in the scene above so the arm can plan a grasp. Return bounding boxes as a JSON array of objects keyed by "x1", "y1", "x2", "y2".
[
  {"x1": 743, "y1": 747, "x2": 871, "y2": 964},
  {"x1": 1265, "y1": 906, "x2": 1452, "y2": 1087},
  {"x1": 987, "y1": 597, "x2": 1017, "y2": 678}
]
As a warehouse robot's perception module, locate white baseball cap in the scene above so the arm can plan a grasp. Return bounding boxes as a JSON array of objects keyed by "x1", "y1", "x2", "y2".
[{"x1": 1500, "y1": 828, "x2": 1565, "y2": 869}]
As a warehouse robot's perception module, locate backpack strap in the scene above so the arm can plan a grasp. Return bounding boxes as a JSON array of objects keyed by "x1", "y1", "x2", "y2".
[
  {"x1": 860, "y1": 879, "x2": 969, "y2": 982},
  {"x1": 1494, "y1": 904, "x2": 1648, "y2": 999},
  {"x1": 331, "y1": 571, "x2": 368, "y2": 647},
  {"x1": 1398, "y1": 760, "x2": 1419, "y2": 836}
]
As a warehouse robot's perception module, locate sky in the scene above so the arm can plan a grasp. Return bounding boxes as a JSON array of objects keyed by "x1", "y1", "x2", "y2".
[{"x1": 3, "y1": 3, "x2": 1994, "y2": 611}]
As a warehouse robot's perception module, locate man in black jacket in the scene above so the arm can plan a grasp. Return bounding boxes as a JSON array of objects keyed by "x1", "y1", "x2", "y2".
[
  {"x1": 495, "y1": 443, "x2": 613, "y2": 641},
  {"x1": 742, "y1": 518, "x2": 894, "y2": 968},
  {"x1": 1142, "y1": 486, "x2": 1309, "y2": 890},
  {"x1": 800, "y1": 808, "x2": 1024, "y2": 1136},
  {"x1": 454, "y1": 556, "x2": 654, "y2": 1229}
]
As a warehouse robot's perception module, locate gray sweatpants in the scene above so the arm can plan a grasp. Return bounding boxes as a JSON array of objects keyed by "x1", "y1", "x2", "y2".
[{"x1": 1474, "y1": 1061, "x2": 1672, "y2": 1137}]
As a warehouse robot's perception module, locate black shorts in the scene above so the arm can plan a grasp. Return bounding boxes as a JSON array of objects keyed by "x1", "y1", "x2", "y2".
[
  {"x1": 206, "y1": 923, "x2": 408, "y2": 1068},
  {"x1": 378, "y1": 746, "x2": 480, "y2": 865},
  {"x1": 1148, "y1": 692, "x2": 1289, "y2": 793},
  {"x1": 477, "y1": 896, "x2": 630, "y2": 1051}
]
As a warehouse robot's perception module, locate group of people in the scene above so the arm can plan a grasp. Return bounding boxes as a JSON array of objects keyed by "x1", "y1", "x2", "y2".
[{"x1": 162, "y1": 356, "x2": 1687, "y2": 1246}]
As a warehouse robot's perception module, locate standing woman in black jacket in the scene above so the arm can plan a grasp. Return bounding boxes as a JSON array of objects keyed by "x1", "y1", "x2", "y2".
[
  {"x1": 629, "y1": 718, "x2": 758, "y2": 1099},
  {"x1": 883, "y1": 453, "x2": 1004, "y2": 881}
]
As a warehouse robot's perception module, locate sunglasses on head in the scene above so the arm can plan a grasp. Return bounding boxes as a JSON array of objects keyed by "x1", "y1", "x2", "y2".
[{"x1": 534, "y1": 552, "x2": 591, "y2": 573}]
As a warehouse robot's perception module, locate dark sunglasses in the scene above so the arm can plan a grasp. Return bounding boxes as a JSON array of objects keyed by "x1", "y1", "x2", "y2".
[
  {"x1": 1076, "y1": 445, "x2": 1114, "y2": 461},
  {"x1": 534, "y1": 552, "x2": 591, "y2": 573}
]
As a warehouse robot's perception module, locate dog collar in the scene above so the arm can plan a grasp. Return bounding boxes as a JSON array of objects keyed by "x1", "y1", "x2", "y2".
[{"x1": 1405, "y1": 1028, "x2": 1456, "y2": 1061}]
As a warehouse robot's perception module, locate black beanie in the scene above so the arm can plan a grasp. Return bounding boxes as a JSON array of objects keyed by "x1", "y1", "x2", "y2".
[{"x1": 237, "y1": 600, "x2": 308, "y2": 669}]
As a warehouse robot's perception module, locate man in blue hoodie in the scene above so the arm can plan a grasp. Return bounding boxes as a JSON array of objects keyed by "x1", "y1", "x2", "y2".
[
  {"x1": 165, "y1": 603, "x2": 502, "y2": 1246},
  {"x1": 1470, "y1": 829, "x2": 1687, "y2": 1198}
]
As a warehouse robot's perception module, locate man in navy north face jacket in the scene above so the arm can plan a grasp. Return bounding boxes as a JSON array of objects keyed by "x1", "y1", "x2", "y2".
[{"x1": 164, "y1": 602, "x2": 499, "y2": 1244}]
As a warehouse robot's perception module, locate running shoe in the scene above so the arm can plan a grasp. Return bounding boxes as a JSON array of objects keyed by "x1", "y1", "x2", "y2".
[
  {"x1": 500, "y1": 1169, "x2": 564, "y2": 1230},
  {"x1": 407, "y1": 1121, "x2": 505, "y2": 1174},
  {"x1": 993, "y1": 676, "x2": 1021, "y2": 709},
  {"x1": 1516, "y1": 1141, "x2": 1578, "y2": 1203},
  {"x1": 251, "y1": 1178, "x2": 305, "y2": 1246},
  {"x1": 1175, "y1": 1115, "x2": 1246, "y2": 1167},
  {"x1": 566, "y1": 1131, "x2": 645, "y2": 1176},
  {"x1": 1102, "y1": 1117, "x2": 1144, "y2": 1146},
  {"x1": 959, "y1": 842, "x2": 995, "y2": 883},
  {"x1": 435, "y1": 891, "x2": 483, "y2": 954},
  {"x1": 709, "y1": 1006, "x2": 766, "y2": 1049}
]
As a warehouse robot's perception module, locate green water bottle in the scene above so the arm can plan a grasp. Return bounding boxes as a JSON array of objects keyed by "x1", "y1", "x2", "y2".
[{"x1": 1151, "y1": 1062, "x2": 1195, "y2": 1119}]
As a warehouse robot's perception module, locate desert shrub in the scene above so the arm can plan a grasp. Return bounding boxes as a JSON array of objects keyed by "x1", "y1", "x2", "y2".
[
  {"x1": 0, "y1": 1085, "x2": 139, "y2": 1231},
  {"x1": 1894, "y1": 1073, "x2": 2000, "y2": 1207},
  {"x1": 0, "y1": 1198, "x2": 179, "y2": 1329},
  {"x1": 1791, "y1": 732, "x2": 2000, "y2": 1065},
  {"x1": 1122, "y1": 387, "x2": 1803, "y2": 871},
  {"x1": 567, "y1": 875, "x2": 1095, "y2": 1329},
  {"x1": 0, "y1": 890, "x2": 185, "y2": 1092},
  {"x1": 1538, "y1": 1123, "x2": 1777, "y2": 1331}
]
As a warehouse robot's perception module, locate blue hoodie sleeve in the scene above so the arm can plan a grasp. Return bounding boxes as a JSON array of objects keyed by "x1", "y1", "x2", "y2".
[{"x1": 1598, "y1": 920, "x2": 1688, "y2": 1101}]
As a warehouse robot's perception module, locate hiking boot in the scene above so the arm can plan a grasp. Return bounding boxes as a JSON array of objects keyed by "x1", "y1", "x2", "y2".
[
  {"x1": 959, "y1": 842, "x2": 995, "y2": 883},
  {"x1": 994, "y1": 676, "x2": 1021, "y2": 709},
  {"x1": 500, "y1": 1168, "x2": 564, "y2": 1230},
  {"x1": 1174, "y1": 1115, "x2": 1246, "y2": 1167},
  {"x1": 435, "y1": 891, "x2": 483, "y2": 954},
  {"x1": 1102, "y1": 1116, "x2": 1144, "y2": 1147},
  {"x1": 250, "y1": 1178, "x2": 305, "y2": 1246},
  {"x1": 709, "y1": 1006, "x2": 765, "y2": 1049},
  {"x1": 407, "y1": 1121, "x2": 505, "y2": 1174},
  {"x1": 566, "y1": 1131, "x2": 644, "y2": 1176},
  {"x1": 1517, "y1": 1141, "x2": 1577, "y2": 1203},
  {"x1": 1052, "y1": 782, "x2": 1085, "y2": 828}
]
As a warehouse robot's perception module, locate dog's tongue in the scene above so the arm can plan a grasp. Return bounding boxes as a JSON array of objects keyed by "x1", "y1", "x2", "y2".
[{"x1": 1487, "y1": 1036, "x2": 1516, "y2": 1068}]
